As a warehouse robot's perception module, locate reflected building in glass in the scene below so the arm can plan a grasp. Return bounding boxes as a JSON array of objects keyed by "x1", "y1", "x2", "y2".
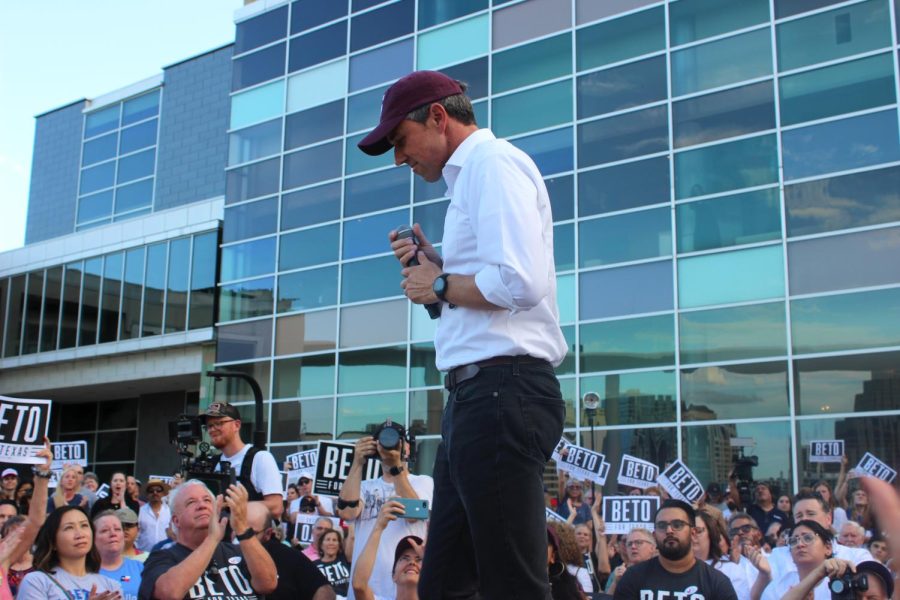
[{"x1": 5, "y1": 0, "x2": 900, "y2": 493}]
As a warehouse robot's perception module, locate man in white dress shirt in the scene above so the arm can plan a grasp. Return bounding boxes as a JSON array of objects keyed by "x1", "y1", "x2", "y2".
[{"x1": 359, "y1": 70, "x2": 568, "y2": 599}]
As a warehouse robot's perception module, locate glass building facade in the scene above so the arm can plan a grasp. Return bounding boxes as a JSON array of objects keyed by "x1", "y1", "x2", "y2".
[{"x1": 216, "y1": 0, "x2": 900, "y2": 494}]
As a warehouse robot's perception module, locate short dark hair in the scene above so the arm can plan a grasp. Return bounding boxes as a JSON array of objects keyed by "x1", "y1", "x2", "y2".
[
  {"x1": 0, "y1": 515, "x2": 25, "y2": 538},
  {"x1": 791, "y1": 519, "x2": 834, "y2": 545},
  {"x1": 0, "y1": 499, "x2": 19, "y2": 513},
  {"x1": 793, "y1": 490, "x2": 829, "y2": 513},
  {"x1": 656, "y1": 499, "x2": 696, "y2": 525},
  {"x1": 406, "y1": 81, "x2": 477, "y2": 126}
]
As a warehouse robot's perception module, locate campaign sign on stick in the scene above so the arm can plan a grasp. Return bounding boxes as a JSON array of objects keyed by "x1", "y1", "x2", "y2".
[
  {"x1": 617, "y1": 454, "x2": 659, "y2": 489},
  {"x1": 657, "y1": 460, "x2": 704, "y2": 503},
  {"x1": 313, "y1": 440, "x2": 383, "y2": 496},
  {"x1": 602, "y1": 496, "x2": 660, "y2": 535},
  {"x1": 95, "y1": 483, "x2": 110, "y2": 499},
  {"x1": 294, "y1": 514, "x2": 340, "y2": 545},
  {"x1": 546, "y1": 508, "x2": 566, "y2": 523},
  {"x1": 553, "y1": 438, "x2": 607, "y2": 485},
  {"x1": 598, "y1": 461, "x2": 611, "y2": 485},
  {"x1": 0, "y1": 396, "x2": 52, "y2": 464},
  {"x1": 285, "y1": 449, "x2": 318, "y2": 487},
  {"x1": 51, "y1": 441, "x2": 88, "y2": 470},
  {"x1": 854, "y1": 452, "x2": 897, "y2": 483},
  {"x1": 809, "y1": 440, "x2": 844, "y2": 464},
  {"x1": 148, "y1": 475, "x2": 175, "y2": 486}
]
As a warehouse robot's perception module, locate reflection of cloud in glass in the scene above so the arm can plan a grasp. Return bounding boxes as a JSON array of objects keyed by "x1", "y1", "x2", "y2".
[
  {"x1": 681, "y1": 363, "x2": 788, "y2": 419},
  {"x1": 792, "y1": 288, "x2": 900, "y2": 354}
]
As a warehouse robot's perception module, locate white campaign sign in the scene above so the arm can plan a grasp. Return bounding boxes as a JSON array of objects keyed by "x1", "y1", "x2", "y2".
[
  {"x1": 853, "y1": 452, "x2": 897, "y2": 483},
  {"x1": 617, "y1": 454, "x2": 659, "y2": 489},
  {"x1": 602, "y1": 495, "x2": 660, "y2": 534},
  {"x1": 51, "y1": 441, "x2": 88, "y2": 470},
  {"x1": 293, "y1": 514, "x2": 340, "y2": 545},
  {"x1": 285, "y1": 449, "x2": 318, "y2": 489},
  {"x1": 0, "y1": 396, "x2": 52, "y2": 464},
  {"x1": 809, "y1": 440, "x2": 844, "y2": 464},
  {"x1": 552, "y1": 437, "x2": 607, "y2": 485},
  {"x1": 546, "y1": 508, "x2": 566, "y2": 523},
  {"x1": 657, "y1": 460, "x2": 704, "y2": 503}
]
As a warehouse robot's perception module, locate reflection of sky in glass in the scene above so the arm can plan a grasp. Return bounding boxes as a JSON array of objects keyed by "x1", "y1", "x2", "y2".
[
  {"x1": 681, "y1": 363, "x2": 789, "y2": 420},
  {"x1": 337, "y1": 392, "x2": 405, "y2": 438},
  {"x1": 684, "y1": 421, "x2": 791, "y2": 486},
  {"x1": 794, "y1": 350, "x2": 900, "y2": 415},
  {"x1": 791, "y1": 287, "x2": 900, "y2": 354}
]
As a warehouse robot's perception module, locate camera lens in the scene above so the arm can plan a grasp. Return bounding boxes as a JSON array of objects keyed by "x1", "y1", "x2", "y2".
[
  {"x1": 377, "y1": 427, "x2": 401, "y2": 450},
  {"x1": 829, "y1": 579, "x2": 846, "y2": 594}
]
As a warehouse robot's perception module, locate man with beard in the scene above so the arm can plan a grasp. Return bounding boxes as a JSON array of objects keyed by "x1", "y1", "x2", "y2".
[{"x1": 614, "y1": 499, "x2": 738, "y2": 600}]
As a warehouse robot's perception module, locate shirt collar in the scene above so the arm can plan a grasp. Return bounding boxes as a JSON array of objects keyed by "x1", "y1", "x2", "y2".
[{"x1": 442, "y1": 128, "x2": 496, "y2": 196}]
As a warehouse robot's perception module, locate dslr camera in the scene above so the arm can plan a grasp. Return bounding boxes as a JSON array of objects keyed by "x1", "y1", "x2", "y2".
[
  {"x1": 369, "y1": 418, "x2": 416, "y2": 463},
  {"x1": 830, "y1": 573, "x2": 868, "y2": 599}
]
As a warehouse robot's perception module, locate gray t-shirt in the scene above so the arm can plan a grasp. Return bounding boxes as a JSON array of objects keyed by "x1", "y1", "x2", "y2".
[{"x1": 18, "y1": 568, "x2": 121, "y2": 600}]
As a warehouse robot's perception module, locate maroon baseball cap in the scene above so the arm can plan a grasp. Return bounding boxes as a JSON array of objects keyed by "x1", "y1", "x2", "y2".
[
  {"x1": 392, "y1": 535, "x2": 424, "y2": 573},
  {"x1": 357, "y1": 71, "x2": 464, "y2": 156}
]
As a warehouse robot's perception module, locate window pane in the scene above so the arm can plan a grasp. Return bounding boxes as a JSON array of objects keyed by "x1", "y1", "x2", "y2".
[
  {"x1": 578, "y1": 106, "x2": 668, "y2": 168},
  {"x1": 341, "y1": 256, "x2": 398, "y2": 303},
  {"x1": 493, "y1": 33, "x2": 571, "y2": 94},
  {"x1": 122, "y1": 90, "x2": 159, "y2": 125},
  {"x1": 84, "y1": 105, "x2": 119, "y2": 139},
  {"x1": 580, "y1": 260, "x2": 673, "y2": 320},
  {"x1": 217, "y1": 319, "x2": 274, "y2": 362},
  {"x1": 279, "y1": 224, "x2": 339, "y2": 270},
  {"x1": 439, "y1": 57, "x2": 488, "y2": 100},
  {"x1": 336, "y1": 392, "x2": 405, "y2": 438},
  {"x1": 410, "y1": 389, "x2": 447, "y2": 436},
  {"x1": 671, "y1": 29, "x2": 772, "y2": 97},
  {"x1": 230, "y1": 80, "x2": 285, "y2": 130},
  {"x1": 235, "y1": 5, "x2": 287, "y2": 54},
  {"x1": 287, "y1": 59, "x2": 348, "y2": 113},
  {"x1": 683, "y1": 421, "x2": 792, "y2": 489},
  {"x1": 340, "y1": 299, "x2": 408, "y2": 348},
  {"x1": 510, "y1": 127, "x2": 573, "y2": 176},
  {"x1": 226, "y1": 157, "x2": 280, "y2": 203},
  {"x1": 232, "y1": 43, "x2": 286, "y2": 91},
  {"x1": 794, "y1": 350, "x2": 900, "y2": 415},
  {"x1": 417, "y1": 13, "x2": 489, "y2": 70},
  {"x1": 98, "y1": 254, "x2": 123, "y2": 343},
  {"x1": 80, "y1": 162, "x2": 115, "y2": 195},
  {"x1": 281, "y1": 182, "x2": 341, "y2": 230},
  {"x1": 347, "y1": 85, "x2": 390, "y2": 134},
  {"x1": 673, "y1": 80, "x2": 775, "y2": 148},
  {"x1": 99, "y1": 401, "x2": 137, "y2": 430},
  {"x1": 96, "y1": 431, "x2": 136, "y2": 462},
  {"x1": 343, "y1": 210, "x2": 404, "y2": 260},
  {"x1": 784, "y1": 165, "x2": 900, "y2": 237},
  {"x1": 219, "y1": 277, "x2": 274, "y2": 322},
  {"x1": 678, "y1": 245, "x2": 784, "y2": 308},
  {"x1": 350, "y1": 0, "x2": 413, "y2": 52},
  {"x1": 791, "y1": 288, "x2": 900, "y2": 355},
  {"x1": 576, "y1": 6, "x2": 664, "y2": 70},
  {"x1": 2, "y1": 275, "x2": 25, "y2": 357},
  {"x1": 120, "y1": 249, "x2": 144, "y2": 340},
  {"x1": 492, "y1": 80, "x2": 572, "y2": 138},
  {"x1": 557, "y1": 274, "x2": 575, "y2": 324},
  {"x1": 492, "y1": 0, "x2": 571, "y2": 49},
  {"x1": 212, "y1": 361, "x2": 271, "y2": 404},
  {"x1": 577, "y1": 55, "x2": 667, "y2": 119},
  {"x1": 776, "y1": 0, "x2": 892, "y2": 72},
  {"x1": 581, "y1": 370, "x2": 676, "y2": 425},
  {"x1": 670, "y1": 0, "x2": 769, "y2": 45},
  {"x1": 274, "y1": 354, "x2": 335, "y2": 398},
  {"x1": 164, "y1": 238, "x2": 189, "y2": 333},
  {"x1": 344, "y1": 168, "x2": 409, "y2": 217},
  {"x1": 291, "y1": 0, "x2": 346, "y2": 34},
  {"x1": 674, "y1": 134, "x2": 777, "y2": 199},
  {"x1": 782, "y1": 110, "x2": 900, "y2": 181},
  {"x1": 221, "y1": 237, "x2": 276, "y2": 281},
  {"x1": 77, "y1": 191, "x2": 113, "y2": 224},
  {"x1": 117, "y1": 149, "x2": 155, "y2": 184},
  {"x1": 119, "y1": 119, "x2": 157, "y2": 155},
  {"x1": 189, "y1": 232, "x2": 217, "y2": 330},
  {"x1": 410, "y1": 342, "x2": 441, "y2": 388},
  {"x1": 579, "y1": 208, "x2": 671, "y2": 268},
  {"x1": 82, "y1": 133, "x2": 117, "y2": 166},
  {"x1": 289, "y1": 21, "x2": 346, "y2": 73},
  {"x1": 676, "y1": 188, "x2": 781, "y2": 253},
  {"x1": 582, "y1": 427, "x2": 678, "y2": 495},
  {"x1": 788, "y1": 227, "x2": 900, "y2": 296},
  {"x1": 780, "y1": 53, "x2": 896, "y2": 127},
  {"x1": 579, "y1": 157, "x2": 670, "y2": 217},
  {"x1": 413, "y1": 201, "x2": 449, "y2": 244},
  {"x1": 683, "y1": 363, "x2": 789, "y2": 422},
  {"x1": 41, "y1": 267, "x2": 62, "y2": 352},
  {"x1": 338, "y1": 347, "x2": 406, "y2": 394},
  {"x1": 345, "y1": 133, "x2": 393, "y2": 175},
  {"x1": 546, "y1": 175, "x2": 574, "y2": 222},
  {"x1": 79, "y1": 259, "x2": 102, "y2": 346},
  {"x1": 272, "y1": 398, "x2": 335, "y2": 442},
  {"x1": 275, "y1": 309, "x2": 337, "y2": 355},
  {"x1": 229, "y1": 119, "x2": 282, "y2": 166},
  {"x1": 285, "y1": 101, "x2": 343, "y2": 150},
  {"x1": 580, "y1": 314, "x2": 675, "y2": 373},
  {"x1": 223, "y1": 197, "x2": 278, "y2": 243},
  {"x1": 419, "y1": 0, "x2": 487, "y2": 28},
  {"x1": 142, "y1": 245, "x2": 165, "y2": 336},
  {"x1": 277, "y1": 267, "x2": 338, "y2": 313},
  {"x1": 350, "y1": 40, "x2": 413, "y2": 92},
  {"x1": 21, "y1": 271, "x2": 43, "y2": 355},
  {"x1": 679, "y1": 302, "x2": 787, "y2": 364},
  {"x1": 59, "y1": 265, "x2": 80, "y2": 349},
  {"x1": 114, "y1": 179, "x2": 153, "y2": 214},
  {"x1": 554, "y1": 223, "x2": 574, "y2": 272},
  {"x1": 775, "y1": 0, "x2": 846, "y2": 18},
  {"x1": 283, "y1": 142, "x2": 342, "y2": 190}
]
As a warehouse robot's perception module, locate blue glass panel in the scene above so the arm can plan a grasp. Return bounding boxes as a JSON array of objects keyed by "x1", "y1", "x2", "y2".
[
  {"x1": 578, "y1": 106, "x2": 668, "y2": 168},
  {"x1": 231, "y1": 80, "x2": 285, "y2": 130},
  {"x1": 546, "y1": 175, "x2": 574, "y2": 222},
  {"x1": 579, "y1": 207, "x2": 672, "y2": 268},
  {"x1": 492, "y1": 33, "x2": 571, "y2": 94},
  {"x1": 77, "y1": 191, "x2": 113, "y2": 223},
  {"x1": 439, "y1": 57, "x2": 488, "y2": 100},
  {"x1": 580, "y1": 260, "x2": 673, "y2": 320},
  {"x1": 82, "y1": 133, "x2": 117, "y2": 166},
  {"x1": 350, "y1": 0, "x2": 413, "y2": 52},
  {"x1": 80, "y1": 161, "x2": 115, "y2": 194},
  {"x1": 577, "y1": 55, "x2": 667, "y2": 119},
  {"x1": 347, "y1": 85, "x2": 390, "y2": 134},
  {"x1": 580, "y1": 314, "x2": 675, "y2": 372},
  {"x1": 291, "y1": 0, "x2": 347, "y2": 34},
  {"x1": 670, "y1": 0, "x2": 769, "y2": 45},
  {"x1": 341, "y1": 255, "x2": 400, "y2": 303},
  {"x1": 492, "y1": 80, "x2": 572, "y2": 138},
  {"x1": 235, "y1": 5, "x2": 287, "y2": 54},
  {"x1": 792, "y1": 287, "x2": 900, "y2": 354},
  {"x1": 120, "y1": 119, "x2": 157, "y2": 154},
  {"x1": 579, "y1": 156, "x2": 670, "y2": 217},
  {"x1": 343, "y1": 209, "x2": 406, "y2": 260},
  {"x1": 510, "y1": 127, "x2": 573, "y2": 176},
  {"x1": 782, "y1": 110, "x2": 900, "y2": 181},
  {"x1": 673, "y1": 81, "x2": 775, "y2": 148},
  {"x1": 278, "y1": 266, "x2": 338, "y2": 312},
  {"x1": 289, "y1": 21, "x2": 346, "y2": 73},
  {"x1": 283, "y1": 141, "x2": 343, "y2": 190},
  {"x1": 554, "y1": 222, "x2": 575, "y2": 271},
  {"x1": 678, "y1": 245, "x2": 784, "y2": 308},
  {"x1": 413, "y1": 200, "x2": 448, "y2": 243},
  {"x1": 345, "y1": 133, "x2": 393, "y2": 174},
  {"x1": 122, "y1": 90, "x2": 159, "y2": 126},
  {"x1": 344, "y1": 168, "x2": 409, "y2": 217},
  {"x1": 219, "y1": 277, "x2": 274, "y2": 321},
  {"x1": 116, "y1": 149, "x2": 155, "y2": 184},
  {"x1": 674, "y1": 134, "x2": 777, "y2": 199},
  {"x1": 671, "y1": 29, "x2": 772, "y2": 97},
  {"x1": 576, "y1": 6, "x2": 665, "y2": 70},
  {"x1": 285, "y1": 101, "x2": 343, "y2": 150},
  {"x1": 229, "y1": 118, "x2": 282, "y2": 166},
  {"x1": 281, "y1": 182, "x2": 342, "y2": 230},
  {"x1": 84, "y1": 105, "x2": 119, "y2": 138},
  {"x1": 676, "y1": 188, "x2": 782, "y2": 253},
  {"x1": 679, "y1": 302, "x2": 787, "y2": 363},
  {"x1": 232, "y1": 43, "x2": 286, "y2": 91},
  {"x1": 349, "y1": 38, "x2": 414, "y2": 92},
  {"x1": 226, "y1": 157, "x2": 280, "y2": 203},
  {"x1": 221, "y1": 237, "x2": 277, "y2": 281},
  {"x1": 417, "y1": 13, "x2": 488, "y2": 70},
  {"x1": 286, "y1": 60, "x2": 346, "y2": 113},
  {"x1": 280, "y1": 224, "x2": 340, "y2": 271},
  {"x1": 114, "y1": 179, "x2": 153, "y2": 213},
  {"x1": 223, "y1": 197, "x2": 278, "y2": 243},
  {"x1": 419, "y1": 0, "x2": 488, "y2": 28}
]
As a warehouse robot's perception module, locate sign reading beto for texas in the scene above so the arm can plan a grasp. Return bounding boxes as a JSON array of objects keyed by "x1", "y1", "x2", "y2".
[
  {"x1": 854, "y1": 452, "x2": 897, "y2": 483},
  {"x1": 552, "y1": 438, "x2": 607, "y2": 485},
  {"x1": 602, "y1": 495, "x2": 660, "y2": 535},
  {"x1": 617, "y1": 454, "x2": 659, "y2": 489},
  {"x1": 808, "y1": 440, "x2": 844, "y2": 463},
  {"x1": 0, "y1": 396, "x2": 51, "y2": 464},
  {"x1": 657, "y1": 460, "x2": 704, "y2": 504},
  {"x1": 313, "y1": 440, "x2": 383, "y2": 496},
  {"x1": 51, "y1": 441, "x2": 88, "y2": 470}
]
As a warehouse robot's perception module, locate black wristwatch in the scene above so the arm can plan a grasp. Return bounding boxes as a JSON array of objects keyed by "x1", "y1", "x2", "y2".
[
  {"x1": 389, "y1": 465, "x2": 404, "y2": 476},
  {"x1": 432, "y1": 273, "x2": 450, "y2": 302},
  {"x1": 235, "y1": 528, "x2": 257, "y2": 541},
  {"x1": 32, "y1": 467, "x2": 52, "y2": 479}
]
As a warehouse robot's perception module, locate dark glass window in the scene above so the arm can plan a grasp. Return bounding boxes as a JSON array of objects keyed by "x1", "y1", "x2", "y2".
[
  {"x1": 235, "y1": 5, "x2": 288, "y2": 54},
  {"x1": 576, "y1": 6, "x2": 665, "y2": 70},
  {"x1": 341, "y1": 256, "x2": 398, "y2": 303},
  {"x1": 349, "y1": 38, "x2": 414, "y2": 92},
  {"x1": 229, "y1": 119, "x2": 282, "y2": 166},
  {"x1": 223, "y1": 197, "x2": 278, "y2": 243},
  {"x1": 96, "y1": 431, "x2": 136, "y2": 462},
  {"x1": 511, "y1": 127, "x2": 573, "y2": 176},
  {"x1": 226, "y1": 157, "x2": 280, "y2": 203},
  {"x1": 580, "y1": 260, "x2": 673, "y2": 320},
  {"x1": 40, "y1": 267, "x2": 62, "y2": 352},
  {"x1": 676, "y1": 188, "x2": 782, "y2": 253},
  {"x1": 579, "y1": 157, "x2": 670, "y2": 217},
  {"x1": 281, "y1": 182, "x2": 342, "y2": 230},
  {"x1": 116, "y1": 149, "x2": 155, "y2": 184},
  {"x1": 80, "y1": 162, "x2": 115, "y2": 195},
  {"x1": 580, "y1": 371, "x2": 676, "y2": 426},
  {"x1": 283, "y1": 142, "x2": 343, "y2": 190},
  {"x1": 338, "y1": 347, "x2": 406, "y2": 394},
  {"x1": 277, "y1": 267, "x2": 338, "y2": 312},
  {"x1": 775, "y1": 0, "x2": 845, "y2": 18},
  {"x1": 785, "y1": 165, "x2": 900, "y2": 237},
  {"x1": 98, "y1": 253, "x2": 123, "y2": 343},
  {"x1": 347, "y1": 85, "x2": 390, "y2": 134},
  {"x1": 59, "y1": 264, "x2": 82, "y2": 349},
  {"x1": 77, "y1": 191, "x2": 114, "y2": 224},
  {"x1": 345, "y1": 169, "x2": 409, "y2": 217},
  {"x1": 554, "y1": 223, "x2": 575, "y2": 272},
  {"x1": 122, "y1": 91, "x2": 159, "y2": 126},
  {"x1": 671, "y1": 29, "x2": 771, "y2": 97},
  {"x1": 577, "y1": 56, "x2": 667, "y2": 119},
  {"x1": 440, "y1": 57, "x2": 488, "y2": 100},
  {"x1": 413, "y1": 200, "x2": 449, "y2": 244},
  {"x1": 579, "y1": 208, "x2": 671, "y2": 268},
  {"x1": 794, "y1": 350, "x2": 900, "y2": 415},
  {"x1": 217, "y1": 319, "x2": 274, "y2": 363},
  {"x1": 578, "y1": 106, "x2": 668, "y2": 168},
  {"x1": 78, "y1": 258, "x2": 102, "y2": 347},
  {"x1": 165, "y1": 238, "x2": 190, "y2": 333},
  {"x1": 120, "y1": 248, "x2": 144, "y2": 340},
  {"x1": 285, "y1": 101, "x2": 344, "y2": 150},
  {"x1": 114, "y1": 180, "x2": 153, "y2": 213},
  {"x1": 219, "y1": 277, "x2": 275, "y2": 322},
  {"x1": 59, "y1": 403, "x2": 97, "y2": 433},
  {"x1": 289, "y1": 21, "x2": 347, "y2": 73},
  {"x1": 142, "y1": 243, "x2": 167, "y2": 336},
  {"x1": 419, "y1": 0, "x2": 487, "y2": 28},
  {"x1": 279, "y1": 225, "x2": 340, "y2": 271},
  {"x1": 21, "y1": 271, "x2": 43, "y2": 355},
  {"x1": 580, "y1": 314, "x2": 675, "y2": 373},
  {"x1": 232, "y1": 43, "x2": 286, "y2": 91},
  {"x1": 670, "y1": 0, "x2": 769, "y2": 45},
  {"x1": 3, "y1": 275, "x2": 25, "y2": 357},
  {"x1": 674, "y1": 134, "x2": 777, "y2": 199},
  {"x1": 545, "y1": 175, "x2": 574, "y2": 222},
  {"x1": 271, "y1": 398, "x2": 335, "y2": 441},
  {"x1": 492, "y1": 33, "x2": 571, "y2": 94},
  {"x1": 350, "y1": 0, "x2": 413, "y2": 52},
  {"x1": 273, "y1": 355, "x2": 336, "y2": 399},
  {"x1": 221, "y1": 237, "x2": 277, "y2": 281},
  {"x1": 82, "y1": 133, "x2": 117, "y2": 166},
  {"x1": 291, "y1": 0, "x2": 347, "y2": 34},
  {"x1": 119, "y1": 119, "x2": 157, "y2": 155},
  {"x1": 189, "y1": 232, "x2": 217, "y2": 330},
  {"x1": 683, "y1": 421, "x2": 791, "y2": 486},
  {"x1": 343, "y1": 209, "x2": 405, "y2": 260},
  {"x1": 673, "y1": 81, "x2": 775, "y2": 148}
]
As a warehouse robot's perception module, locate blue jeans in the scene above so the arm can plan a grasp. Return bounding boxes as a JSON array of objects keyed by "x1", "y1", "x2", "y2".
[{"x1": 418, "y1": 361, "x2": 565, "y2": 600}]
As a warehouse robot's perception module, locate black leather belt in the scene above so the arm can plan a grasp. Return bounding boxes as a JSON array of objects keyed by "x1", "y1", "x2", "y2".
[{"x1": 444, "y1": 355, "x2": 549, "y2": 390}]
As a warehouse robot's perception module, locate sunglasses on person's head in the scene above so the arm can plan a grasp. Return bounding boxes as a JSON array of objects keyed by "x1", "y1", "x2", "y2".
[{"x1": 655, "y1": 519, "x2": 690, "y2": 532}]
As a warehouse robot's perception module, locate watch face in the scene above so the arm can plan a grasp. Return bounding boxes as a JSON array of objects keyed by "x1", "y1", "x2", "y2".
[{"x1": 433, "y1": 274, "x2": 447, "y2": 297}]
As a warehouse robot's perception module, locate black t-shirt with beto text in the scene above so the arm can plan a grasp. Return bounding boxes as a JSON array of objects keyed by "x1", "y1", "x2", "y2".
[
  {"x1": 613, "y1": 557, "x2": 738, "y2": 600},
  {"x1": 139, "y1": 542, "x2": 258, "y2": 600}
]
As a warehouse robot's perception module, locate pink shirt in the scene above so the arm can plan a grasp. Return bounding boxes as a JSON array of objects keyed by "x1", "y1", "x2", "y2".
[{"x1": 302, "y1": 545, "x2": 320, "y2": 561}]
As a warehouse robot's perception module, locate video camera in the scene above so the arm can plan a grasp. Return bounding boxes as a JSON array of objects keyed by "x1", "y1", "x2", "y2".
[
  {"x1": 830, "y1": 572, "x2": 868, "y2": 599},
  {"x1": 369, "y1": 418, "x2": 416, "y2": 465},
  {"x1": 732, "y1": 451, "x2": 759, "y2": 507},
  {"x1": 168, "y1": 414, "x2": 236, "y2": 495}
]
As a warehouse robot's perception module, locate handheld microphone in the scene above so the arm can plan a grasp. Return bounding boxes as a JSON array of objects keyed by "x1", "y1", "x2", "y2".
[{"x1": 396, "y1": 225, "x2": 441, "y2": 320}]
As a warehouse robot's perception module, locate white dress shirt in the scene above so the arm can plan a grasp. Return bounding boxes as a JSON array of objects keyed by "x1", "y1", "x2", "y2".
[
  {"x1": 436, "y1": 128, "x2": 567, "y2": 371},
  {"x1": 768, "y1": 542, "x2": 873, "y2": 582},
  {"x1": 136, "y1": 501, "x2": 171, "y2": 551}
]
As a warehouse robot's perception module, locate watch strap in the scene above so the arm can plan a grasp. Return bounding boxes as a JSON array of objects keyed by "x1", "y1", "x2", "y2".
[{"x1": 235, "y1": 527, "x2": 257, "y2": 541}]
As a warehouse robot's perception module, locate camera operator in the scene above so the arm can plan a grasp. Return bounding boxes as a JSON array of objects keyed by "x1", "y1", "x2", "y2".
[
  {"x1": 202, "y1": 403, "x2": 283, "y2": 520},
  {"x1": 779, "y1": 552, "x2": 893, "y2": 600},
  {"x1": 336, "y1": 420, "x2": 433, "y2": 600}
]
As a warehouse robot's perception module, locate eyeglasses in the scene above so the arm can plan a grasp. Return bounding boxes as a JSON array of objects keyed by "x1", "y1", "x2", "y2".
[
  {"x1": 729, "y1": 524, "x2": 758, "y2": 536},
  {"x1": 148, "y1": 488, "x2": 164, "y2": 494},
  {"x1": 626, "y1": 539, "x2": 653, "y2": 548},
  {"x1": 122, "y1": 523, "x2": 138, "y2": 529},
  {"x1": 204, "y1": 419, "x2": 236, "y2": 431},
  {"x1": 694, "y1": 526, "x2": 706, "y2": 534},
  {"x1": 788, "y1": 532, "x2": 819, "y2": 547},
  {"x1": 300, "y1": 507, "x2": 316, "y2": 513},
  {"x1": 655, "y1": 520, "x2": 690, "y2": 532}
]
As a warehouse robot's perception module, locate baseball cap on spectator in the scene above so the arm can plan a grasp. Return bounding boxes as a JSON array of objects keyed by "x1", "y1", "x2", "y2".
[
  {"x1": 1, "y1": 469, "x2": 17, "y2": 479},
  {"x1": 707, "y1": 482, "x2": 723, "y2": 496},
  {"x1": 393, "y1": 535, "x2": 424, "y2": 573},
  {"x1": 357, "y1": 70, "x2": 464, "y2": 156},
  {"x1": 116, "y1": 507, "x2": 139, "y2": 525},
  {"x1": 201, "y1": 402, "x2": 241, "y2": 422},
  {"x1": 855, "y1": 561, "x2": 894, "y2": 598}
]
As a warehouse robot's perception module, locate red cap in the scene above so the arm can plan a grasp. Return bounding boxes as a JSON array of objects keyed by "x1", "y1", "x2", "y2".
[{"x1": 357, "y1": 71, "x2": 464, "y2": 156}]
